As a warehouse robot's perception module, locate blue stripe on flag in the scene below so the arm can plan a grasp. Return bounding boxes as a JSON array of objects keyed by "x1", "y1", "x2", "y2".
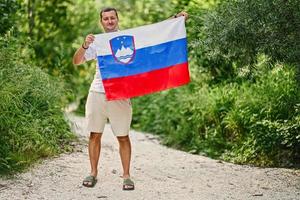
[{"x1": 98, "y1": 38, "x2": 187, "y2": 80}]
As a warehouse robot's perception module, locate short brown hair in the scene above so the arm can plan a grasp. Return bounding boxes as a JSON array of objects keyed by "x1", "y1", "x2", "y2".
[{"x1": 100, "y1": 7, "x2": 118, "y2": 19}]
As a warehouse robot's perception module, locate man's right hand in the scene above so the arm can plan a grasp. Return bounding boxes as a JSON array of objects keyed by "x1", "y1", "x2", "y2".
[{"x1": 83, "y1": 34, "x2": 95, "y2": 49}]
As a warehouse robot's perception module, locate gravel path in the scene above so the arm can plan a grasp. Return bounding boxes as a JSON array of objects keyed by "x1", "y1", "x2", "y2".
[{"x1": 0, "y1": 114, "x2": 299, "y2": 200}]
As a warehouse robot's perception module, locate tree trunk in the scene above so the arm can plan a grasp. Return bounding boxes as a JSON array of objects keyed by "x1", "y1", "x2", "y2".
[{"x1": 28, "y1": 0, "x2": 35, "y2": 38}]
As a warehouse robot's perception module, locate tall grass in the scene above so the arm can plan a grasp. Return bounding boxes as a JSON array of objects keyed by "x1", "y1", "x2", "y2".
[{"x1": 0, "y1": 37, "x2": 75, "y2": 175}]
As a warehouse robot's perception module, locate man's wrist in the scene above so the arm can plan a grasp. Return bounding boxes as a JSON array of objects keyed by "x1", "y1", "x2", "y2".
[{"x1": 82, "y1": 42, "x2": 89, "y2": 50}]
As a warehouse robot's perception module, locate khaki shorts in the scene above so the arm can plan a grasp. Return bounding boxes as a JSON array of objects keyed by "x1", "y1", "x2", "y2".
[{"x1": 85, "y1": 91, "x2": 132, "y2": 137}]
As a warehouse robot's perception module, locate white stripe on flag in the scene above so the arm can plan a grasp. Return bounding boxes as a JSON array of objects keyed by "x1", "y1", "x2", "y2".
[{"x1": 94, "y1": 17, "x2": 186, "y2": 56}]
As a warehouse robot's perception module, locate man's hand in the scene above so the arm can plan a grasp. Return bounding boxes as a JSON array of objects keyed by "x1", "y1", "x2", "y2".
[
  {"x1": 73, "y1": 34, "x2": 95, "y2": 65},
  {"x1": 83, "y1": 34, "x2": 95, "y2": 49},
  {"x1": 174, "y1": 11, "x2": 188, "y2": 21}
]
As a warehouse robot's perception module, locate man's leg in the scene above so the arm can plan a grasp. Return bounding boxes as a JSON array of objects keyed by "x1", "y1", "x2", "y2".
[
  {"x1": 83, "y1": 132, "x2": 102, "y2": 186},
  {"x1": 84, "y1": 92, "x2": 107, "y2": 187},
  {"x1": 117, "y1": 135, "x2": 131, "y2": 179},
  {"x1": 89, "y1": 132, "x2": 102, "y2": 177},
  {"x1": 108, "y1": 98, "x2": 133, "y2": 189}
]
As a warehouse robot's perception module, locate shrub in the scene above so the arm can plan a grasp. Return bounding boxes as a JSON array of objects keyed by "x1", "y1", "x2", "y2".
[
  {"x1": 199, "y1": 0, "x2": 300, "y2": 79},
  {"x1": 0, "y1": 37, "x2": 75, "y2": 175},
  {"x1": 132, "y1": 62, "x2": 300, "y2": 167},
  {"x1": 223, "y1": 64, "x2": 300, "y2": 166},
  {"x1": 0, "y1": 0, "x2": 19, "y2": 35}
]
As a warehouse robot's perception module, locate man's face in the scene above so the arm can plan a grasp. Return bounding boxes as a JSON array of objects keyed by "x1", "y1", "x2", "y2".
[{"x1": 101, "y1": 11, "x2": 119, "y2": 32}]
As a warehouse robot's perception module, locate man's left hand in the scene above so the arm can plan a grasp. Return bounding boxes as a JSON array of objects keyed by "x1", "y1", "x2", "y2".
[{"x1": 175, "y1": 11, "x2": 188, "y2": 21}]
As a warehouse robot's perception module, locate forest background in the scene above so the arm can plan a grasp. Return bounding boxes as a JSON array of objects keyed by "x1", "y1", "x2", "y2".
[{"x1": 0, "y1": 0, "x2": 299, "y2": 175}]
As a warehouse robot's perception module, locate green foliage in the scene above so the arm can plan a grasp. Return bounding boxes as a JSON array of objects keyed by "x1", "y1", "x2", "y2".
[
  {"x1": 18, "y1": 0, "x2": 74, "y2": 73},
  {"x1": 3, "y1": 0, "x2": 298, "y2": 169},
  {"x1": 223, "y1": 63, "x2": 300, "y2": 166},
  {"x1": 133, "y1": 62, "x2": 300, "y2": 167},
  {"x1": 0, "y1": 0, "x2": 19, "y2": 35},
  {"x1": 0, "y1": 36, "x2": 75, "y2": 175},
  {"x1": 200, "y1": 0, "x2": 300, "y2": 79},
  {"x1": 11, "y1": 0, "x2": 100, "y2": 103}
]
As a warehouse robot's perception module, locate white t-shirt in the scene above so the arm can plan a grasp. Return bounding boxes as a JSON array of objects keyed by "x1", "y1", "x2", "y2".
[{"x1": 84, "y1": 42, "x2": 105, "y2": 93}]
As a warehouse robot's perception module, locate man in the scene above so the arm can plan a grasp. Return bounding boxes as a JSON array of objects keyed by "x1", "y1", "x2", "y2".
[{"x1": 73, "y1": 7, "x2": 188, "y2": 190}]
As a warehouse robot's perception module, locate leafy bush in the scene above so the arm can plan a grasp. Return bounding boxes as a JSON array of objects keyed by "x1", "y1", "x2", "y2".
[
  {"x1": 0, "y1": 0, "x2": 19, "y2": 35},
  {"x1": 223, "y1": 63, "x2": 300, "y2": 166},
  {"x1": 198, "y1": 0, "x2": 300, "y2": 79},
  {"x1": 0, "y1": 37, "x2": 75, "y2": 175},
  {"x1": 132, "y1": 62, "x2": 300, "y2": 167}
]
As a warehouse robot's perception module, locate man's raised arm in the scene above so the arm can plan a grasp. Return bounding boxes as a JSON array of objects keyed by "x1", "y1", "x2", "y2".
[{"x1": 73, "y1": 34, "x2": 95, "y2": 65}]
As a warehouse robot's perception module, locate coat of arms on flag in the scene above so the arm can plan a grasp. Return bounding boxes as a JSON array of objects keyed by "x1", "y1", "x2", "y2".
[
  {"x1": 110, "y1": 35, "x2": 136, "y2": 64},
  {"x1": 93, "y1": 17, "x2": 190, "y2": 100}
]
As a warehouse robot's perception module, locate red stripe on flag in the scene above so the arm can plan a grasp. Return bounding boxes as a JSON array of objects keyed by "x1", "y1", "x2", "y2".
[{"x1": 103, "y1": 62, "x2": 190, "y2": 100}]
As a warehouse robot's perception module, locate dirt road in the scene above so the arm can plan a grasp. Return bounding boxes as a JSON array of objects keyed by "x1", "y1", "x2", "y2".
[{"x1": 0, "y1": 114, "x2": 299, "y2": 200}]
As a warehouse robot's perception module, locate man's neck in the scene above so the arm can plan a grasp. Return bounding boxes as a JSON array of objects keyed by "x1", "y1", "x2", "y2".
[{"x1": 105, "y1": 28, "x2": 119, "y2": 33}]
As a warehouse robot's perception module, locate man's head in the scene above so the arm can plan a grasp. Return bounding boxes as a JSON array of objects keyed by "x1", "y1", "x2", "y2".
[{"x1": 100, "y1": 7, "x2": 119, "y2": 33}]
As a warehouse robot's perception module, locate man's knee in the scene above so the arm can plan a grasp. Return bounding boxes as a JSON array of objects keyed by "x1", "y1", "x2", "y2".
[
  {"x1": 89, "y1": 132, "x2": 102, "y2": 141},
  {"x1": 117, "y1": 135, "x2": 130, "y2": 143}
]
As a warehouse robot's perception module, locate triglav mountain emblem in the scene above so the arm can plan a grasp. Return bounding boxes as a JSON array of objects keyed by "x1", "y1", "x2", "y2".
[{"x1": 110, "y1": 35, "x2": 136, "y2": 64}]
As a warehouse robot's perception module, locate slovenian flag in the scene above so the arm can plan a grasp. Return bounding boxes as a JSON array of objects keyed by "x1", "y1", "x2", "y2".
[{"x1": 94, "y1": 16, "x2": 190, "y2": 100}]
